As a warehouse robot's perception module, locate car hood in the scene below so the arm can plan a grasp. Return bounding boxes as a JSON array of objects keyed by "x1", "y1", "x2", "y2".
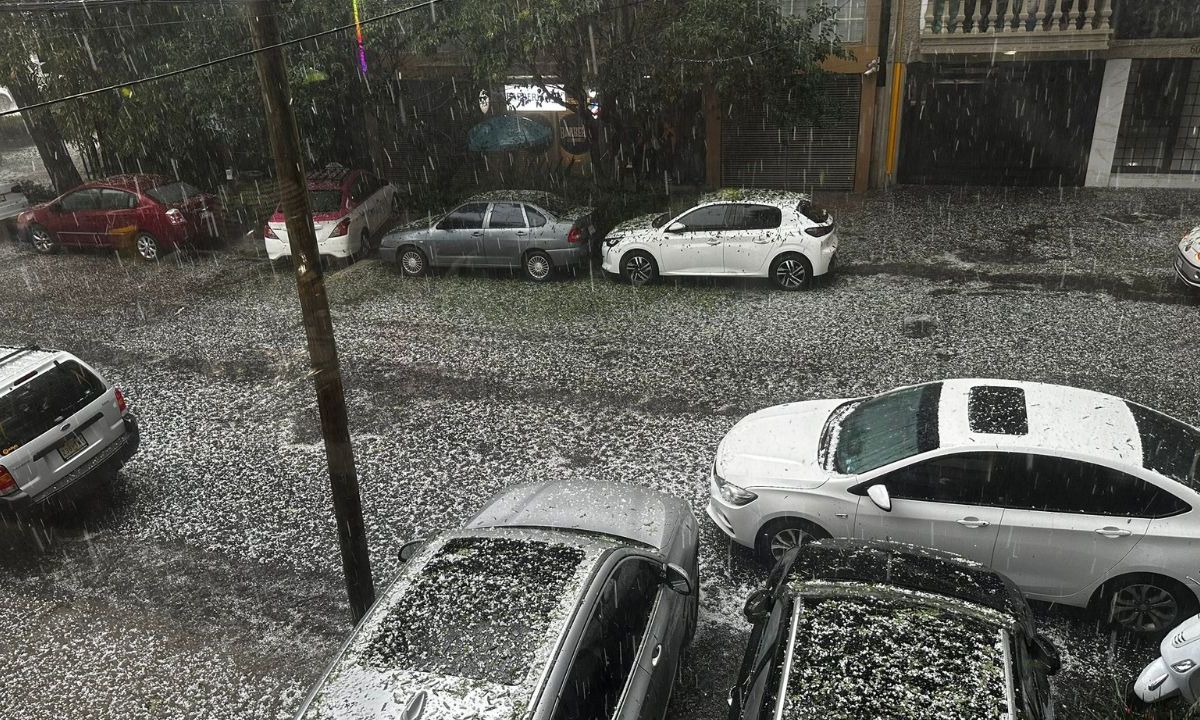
[
  {"x1": 1180, "y1": 227, "x2": 1200, "y2": 265},
  {"x1": 609, "y1": 212, "x2": 663, "y2": 235},
  {"x1": 716, "y1": 399, "x2": 847, "y2": 489},
  {"x1": 466, "y1": 479, "x2": 686, "y2": 552},
  {"x1": 300, "y1": 665, "x2": 522, "y2": 720}
]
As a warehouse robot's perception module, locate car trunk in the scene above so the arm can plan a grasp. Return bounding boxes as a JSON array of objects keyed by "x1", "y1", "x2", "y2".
[{"x1": 0, "y1": 361, "x2": 124, "y2": 497}]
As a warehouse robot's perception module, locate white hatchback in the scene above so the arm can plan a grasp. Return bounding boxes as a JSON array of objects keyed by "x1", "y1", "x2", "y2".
[
  {"x1": 600, "y1": 190, "x2": 837, "y2": 290},
  {"x1": 707, "y1": 378, "x2": 1200, "y2": 633}
]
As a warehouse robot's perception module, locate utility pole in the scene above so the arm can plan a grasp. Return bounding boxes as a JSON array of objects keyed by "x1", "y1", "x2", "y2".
[{"x1": 246, "y1": 0, "x2": 375, "y2": 623}]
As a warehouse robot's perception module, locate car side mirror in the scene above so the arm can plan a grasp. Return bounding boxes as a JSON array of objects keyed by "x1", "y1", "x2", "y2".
[
  {"x1": 398, "y1": 539, "x2": 425, "y2": 564},
  {"x1": 1030, "y1": 634, "x2": 1061, "y2": 676},
  {"x1": 663, "y1": 562, "x2": 693, "y2": 595},
  {"x1": 866, "y1": 484, "x2": 892, "y2": 512},
  {"x1": 742, "y1": 587, "x2": 772, "y2": 623},
  {"x1": 666, "y1": 221, "x2": 685, "y2": 233}
]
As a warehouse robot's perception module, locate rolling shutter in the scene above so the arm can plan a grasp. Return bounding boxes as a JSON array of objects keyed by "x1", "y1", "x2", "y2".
[{"x1": 721, "y1": 74, "x2": 862, "y2": 191}]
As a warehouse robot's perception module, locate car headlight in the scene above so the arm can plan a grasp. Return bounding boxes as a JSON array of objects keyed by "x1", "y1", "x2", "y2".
[
  {"x1": 713, "y1": 464, "x2": 757, "y2": 506},
  {"x1": 604, "y1": 235, "x2": 624, "y2": 248}
]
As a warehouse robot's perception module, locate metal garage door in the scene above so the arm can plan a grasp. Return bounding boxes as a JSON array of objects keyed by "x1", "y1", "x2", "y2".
[{"x1": 720, "y1": 75, "x2": 862, "y2": 191}]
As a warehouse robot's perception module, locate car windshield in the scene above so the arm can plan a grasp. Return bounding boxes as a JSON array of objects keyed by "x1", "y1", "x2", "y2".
[
  {"x1": 306, "y1": 190, "x2": 344, "y2": 214},
  {"x1": 358, "y1": 535, "x2": 591, "y2": 686},
  {"x1": 0, "y1": 361, "x2": 106, "y2": 455},
  {"x1": 144, "y1": 181, "x2": 202, "y2": 205},
  {"x1": 779, "y1": 594, "x2": 1009, "y2": 719},
  {"x1": 652, "y1": 212, "x2": 671, "y2": 227},
  {"x1": 833, "y1": 383, "x2": 942, "y2": 474}
]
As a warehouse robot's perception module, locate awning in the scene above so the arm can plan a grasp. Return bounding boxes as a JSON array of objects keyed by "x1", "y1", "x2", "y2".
[{"x1": 467, "y1": 115, "x2": 552, "y2": 152}]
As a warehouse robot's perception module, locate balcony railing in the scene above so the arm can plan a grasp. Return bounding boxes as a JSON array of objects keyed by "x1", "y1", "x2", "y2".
[{"x1": 921, "y1": 0, "x2": 1114, "y2": 54}]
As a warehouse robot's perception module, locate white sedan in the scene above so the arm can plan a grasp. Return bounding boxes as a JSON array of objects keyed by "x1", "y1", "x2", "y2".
[
  {"x1": 264, "y1": 166, "x2": 396, "y2": 262},
  {"x1": 707, "y1": 378, "x2": 1200, "y2": 633},
  {"x1": 600, "y1": 190, "x2": 837, "y2": 290}
]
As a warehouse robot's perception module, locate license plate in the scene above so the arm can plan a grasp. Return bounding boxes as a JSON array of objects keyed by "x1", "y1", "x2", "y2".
[{"x1": 58, "y1": 432, "x2": 87, "y2": 462}]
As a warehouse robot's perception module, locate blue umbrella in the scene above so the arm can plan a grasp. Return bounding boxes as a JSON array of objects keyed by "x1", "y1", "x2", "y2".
[{"x1": 468, "y1": 115, "x2": 553, "y2": 152}]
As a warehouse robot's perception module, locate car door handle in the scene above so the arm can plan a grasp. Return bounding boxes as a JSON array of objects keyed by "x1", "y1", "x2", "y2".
[
  {"x1": 752, "y1": 239, "x2": 770, "y2": 244},
  {"x1": 706, "y1": 240, "x2": 720, "y2": 245},
  {"x1": 1095, "y1": 526, "x2": 1132, "y2": 538},
  {"x1": 650, "y1": 643, "x2": 662, "y2": 667},
  {"x1": 955, "y1": 517, "x2": 990, "y2": 528},
  {"x1": 471, "y1": 231, "x2": 483, "y2": 237},
  {"x1": 516, "y1": 231, "x2": 527, "y2": 236}
]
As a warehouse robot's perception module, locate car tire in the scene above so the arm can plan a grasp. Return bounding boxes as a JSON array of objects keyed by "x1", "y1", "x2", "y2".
[
  {"x1": 621, "y1": 250, "x2": 657, "y2": 286},
  {"x1": 523, "y1": 250, "x2": 554, "y2": 282},
  {"x1": 754, "y1": 518, "x2": 830, "y2": 565},
  {"x1": 397, "y1": 246, "x2": 428, "y2": 278},
  {"x1": 30, "y1": 224, "x2": 58, "y2": 254},
  {"x1": 135, "y1": 232, "x2": 163, "y2": 262},
  {"x1": 769, "y1": 252, "x2": 813, "y2": 291},
  {"x1": 1096, "y1": 573, "x2": 1199, "y2": 634}
]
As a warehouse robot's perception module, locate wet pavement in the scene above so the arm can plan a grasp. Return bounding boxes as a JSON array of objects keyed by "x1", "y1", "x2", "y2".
[{"x1": 0, "y1": 185, "x2": 1197, "y2": 719}]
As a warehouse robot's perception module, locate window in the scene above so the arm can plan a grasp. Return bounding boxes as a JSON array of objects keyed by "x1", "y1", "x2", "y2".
[
  {"x1": 1126, "y1": 401, "x2": 1200, "y2": 490},
  {"x1": 674, "y1": 204, "x2": 729, "y2": 232},
  {"x1": 999, "y1": 453, "x2": 1190, "y2": 518},
  {"x1": 727, "y1": 204, "x2": 782, "y2": 230},
  {"x1": 439, "y1": 202, "x2": 488, "y2": 230},
  {"x1": 0, "y1": 361, "x2": 106, "y2": 454},
  {"x1": 487, "y1": 202, "x2": 526, "y2": 229},
  {"x1": 552, "y1": 557, "x2": 660, "y2": 720},
  {"x1": 884, "y1": 453, "x2": 1003, "y2": 506},
  {"x1": 99, "y1": 189, "x2": 137, "y2": 211},
  {"x1": 834, "y1": 383, "x2": 943, "y2": 474},
  {"x1": 780, "y1": 0, "x2": 867, "y2": 44},
  {"x1": 524, "y1": 205, "x2": 548, "y2": 227},
  {"x1": 1113, "y1": 60, "x2": 1200, "y2": 175},
  {"x1": 967, "y1": 386, "x2": 1028, "y2": 436},
  {"x1": 349, "y1": 176, "x2": 370, "y2": 203},
  {"x1": 60, "y1": 189, "x2": 100, "y2": 212},
  {"x1": 145, "y1": 181, "x2": 201, "y2": 205},
  {"x1": 307, "y1": 190, "x2": 344, "y2": 214}
]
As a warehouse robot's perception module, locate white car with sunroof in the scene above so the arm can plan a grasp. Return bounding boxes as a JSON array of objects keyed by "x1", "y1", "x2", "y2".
[{"x1": 707, "y1": 379, "x2": 1200, "y2": 633}]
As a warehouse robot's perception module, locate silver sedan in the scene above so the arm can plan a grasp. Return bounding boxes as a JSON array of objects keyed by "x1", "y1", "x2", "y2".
[{"x1": 379, "y1": 191, "x2": 594, "y2": 282}]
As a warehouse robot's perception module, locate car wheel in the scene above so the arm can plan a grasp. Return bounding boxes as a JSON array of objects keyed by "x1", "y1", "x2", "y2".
[
  {"x1": 1100, "y1": 574, "x2": 1199, "y2": 634},
  {"x1": 523, "y1": 250, "x2": 553, "y2": 282},
  {"x1": 769, "y1": 253, "x2": 813, "y2": 291},
  {"x1": 30, "y1": 224, "x2": 58, "y2": 254},
  {"x1": 135, "y1": 232, "x2": 162, "y2": 262},
  {"x1": 621, "y1": 250, "x2": 657, "y2": 286},
  {"x1": 398, "y1": 246, "x2": 428, "y2": 278},
  {"x1": 755, "y1": 518, "x2": 830, "y2": 565}
]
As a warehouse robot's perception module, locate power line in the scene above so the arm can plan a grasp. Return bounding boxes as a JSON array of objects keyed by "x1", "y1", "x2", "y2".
[{"x1": 0, "y1": 0, "x2": 444, "y2": 117}]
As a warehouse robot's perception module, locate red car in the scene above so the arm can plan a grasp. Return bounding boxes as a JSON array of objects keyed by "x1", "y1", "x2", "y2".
[{"x1": 17, "y1": 174, "x2": 222, "y2": 261}]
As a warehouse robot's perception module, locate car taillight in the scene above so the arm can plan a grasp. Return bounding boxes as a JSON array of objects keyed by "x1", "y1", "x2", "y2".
[
  {"x1": 0, "y1": 466, "x2": 17, "y2": 496},
  {"x1": 805, "y1": 224, "x2": 834, "y2": 238},
  {"x1": 330, "y1": 217, "x2": 351, "y2": 237},
  {"x1": 567, "y1": 226, "x2": 583, "y2": 244},
  {"x1": 115, "y1": 387, "x2": 127, "y2": 414},
  {"x1": 264, "y1": 225, "x2": 279, "y2": 240},
  {"x1": 165, "y1": 208, "x2": 186, "y2": 225}
]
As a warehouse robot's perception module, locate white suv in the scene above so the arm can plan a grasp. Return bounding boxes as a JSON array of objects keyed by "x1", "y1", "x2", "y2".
[
  {"x1": 0, "y1": 345, "x2": 139, "y2": 515},
  {"x1": 708, "y1": 378, "x2": 1200, "y2": 633}
]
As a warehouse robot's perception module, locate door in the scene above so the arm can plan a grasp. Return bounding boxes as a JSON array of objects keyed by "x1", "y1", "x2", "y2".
[
  {"x1": 96, "y1": 189, "x2": 140, "y2": 247},
  {"x1": 482, "y1": 202, "x2": 528, "y2": 266},
  {"x1": 990, "y1": 453, "x2": 1150, "y2": 599},
  {"x1": 852, "y1": 452, "x2": 1004, "y2": 567},
  {"x1": 429, "y1": 202, "x2": 487, "y2": 266},
  {"x1": 721, "y1": 204, "x2": 782, "y2": 275},
  {"x1": 549, "y1": 556, "x2": 667, "y2": 720},
  {"x1": 51, "y1": 188, "x2": 102, "y2": 245},
  {"x1": 658, "y1": 204, "x2": 728, "y2": 274}
]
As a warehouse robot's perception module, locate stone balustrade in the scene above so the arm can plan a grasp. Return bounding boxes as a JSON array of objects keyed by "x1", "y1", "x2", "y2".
[{"x1": 921, "y1": 0, "x2": 1115, "y2": 54}]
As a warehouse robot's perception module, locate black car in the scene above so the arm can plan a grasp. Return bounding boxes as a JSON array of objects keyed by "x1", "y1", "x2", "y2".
[{"x1": 728, "y1": 539, "x2": 1060, "y2": 720}]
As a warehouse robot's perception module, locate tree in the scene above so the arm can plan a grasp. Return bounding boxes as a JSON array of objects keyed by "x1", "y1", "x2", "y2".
[{"x1": 388, "y1": 0, "x2": 845, "y2": 186}]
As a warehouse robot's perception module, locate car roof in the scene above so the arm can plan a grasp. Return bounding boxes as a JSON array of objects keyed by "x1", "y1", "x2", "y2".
[
  {"x1": 306, "y1": 166, "x2": 356, "y2": 191},
  {"x1": 465, "y1": 189, "x2": 567, "y2": 210},
  {"x1": 697, "y1": 188, "x2": 812, "y2": 209},
  {"x1": 787, "y1": 539, "x2": 1032, "y2": 627},
  {"x1": 84, "y1": 174, "x2": 171, "y2": 193},
  {"x1": 935, "y1": 378, "x2": 1177, "y2": 472},
  {"x1": 0, "y1": 345, "x2": 66, "y2": 385},
  {"x1": 465, "y1": 479, "x2": 685, "y2": 552}
]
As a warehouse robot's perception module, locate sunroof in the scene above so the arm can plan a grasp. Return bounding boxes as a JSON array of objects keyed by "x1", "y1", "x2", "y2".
[{"x1": 967, "y1": 386, "x2": 1028, "y2": 435}]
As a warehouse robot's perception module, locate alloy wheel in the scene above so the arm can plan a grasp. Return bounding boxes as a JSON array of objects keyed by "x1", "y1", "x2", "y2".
[
  {"x1": 136, "y1": 234, "x2": 159, "y2": 261},
  {"x1": 625, "y1": 255, "x2": 654, "y2": 285},
  {"x1": 769, "y1": 527, "x2": 811, "y2": 560},
  {"x1": 401, "y1": 250, "x2": 424, "y2": 276},
  {"x1": 526, "y1": 253, "x2": 551, "y2": 281},
  {"x1": 774, "y1": 258, "x2": 807, "y2": 289},
  {"x1": 31, "y1": 229, "x2": 53, "y2": 253},
  {"x1": 1111, "y1": 583, "x2": 1179, "y2": 632}
]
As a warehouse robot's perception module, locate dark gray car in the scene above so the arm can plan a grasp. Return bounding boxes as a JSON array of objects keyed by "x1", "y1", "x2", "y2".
[
  {"x1": 379, "y1": 191, "x2": 594, "y2": 282},
  {"x1": 292, "y1": 479, "x2": 699, "y2": 720}
]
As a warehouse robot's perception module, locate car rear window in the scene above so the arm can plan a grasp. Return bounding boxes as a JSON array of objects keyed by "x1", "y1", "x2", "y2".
[
  {"x1": 145, "y1": 181, "x2": 203, "y2": 205},
  {"x1": 306, "y1": 190, "x2": 344, "y2": 214},
  {"x1": 361, "y1": 535, "x2": 589, "y2": 686},
  {"x1": 0, "y1": 361, "x2": 106, "y2": 455},
  {"x1": 780, "y1": 595, "x2": 1008, "y2": 719},
  {"x1": 797, "y1": 199, "x2": 830, "y2": 224},
  {"x1": 1125, "y1": 402, "x2": 1200, "y2": 490}
]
